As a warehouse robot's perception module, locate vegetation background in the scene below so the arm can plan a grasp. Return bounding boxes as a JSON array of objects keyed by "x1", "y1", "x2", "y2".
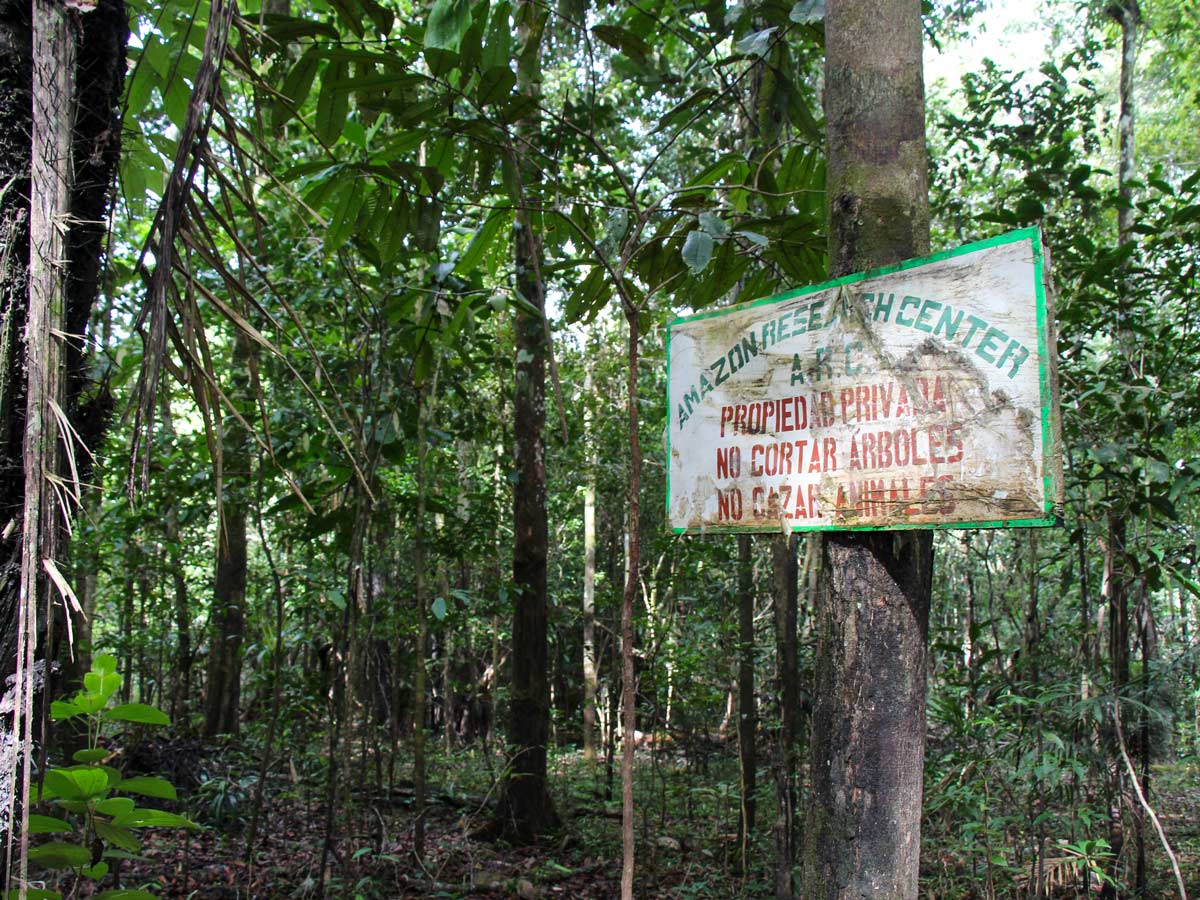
[{"x1": 1, "y1": 0, "x2": 1199, "y2": 896}]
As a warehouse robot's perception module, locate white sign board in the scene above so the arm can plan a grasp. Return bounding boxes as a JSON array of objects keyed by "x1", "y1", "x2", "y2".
[{"x1": 667, "y1": 228, "x2": 1063, "y2": 533}]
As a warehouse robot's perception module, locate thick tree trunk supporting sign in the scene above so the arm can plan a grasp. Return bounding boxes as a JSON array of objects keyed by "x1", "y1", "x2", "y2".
[{"x1": 801, "y1": 1, "x2": 932, "y2": 899}]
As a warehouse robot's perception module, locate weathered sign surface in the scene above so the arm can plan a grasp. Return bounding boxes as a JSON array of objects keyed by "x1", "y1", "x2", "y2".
[{"x1": 666, "y1": 227, "x2": 1063, "y2": 533}]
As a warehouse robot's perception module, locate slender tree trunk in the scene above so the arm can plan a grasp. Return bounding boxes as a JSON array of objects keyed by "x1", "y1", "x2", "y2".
[
  {"x1": 413, "y1": 383, "x2": 430, "y2": 861},
  {"x1": 582, "y1": 364, "x2": 599, "y2": 764},
  {"x1": 619, "y1": 306, "x2": 641, "y2": 900},
  {"x1": 773, "y1": 533, "x2": 799, "y2": 899},
  {"x1": 802, "y1": 1, "x2": 932, "y2": 898},
  {"x1": 736, "y1": 534, "x2": 756, "y2": 869},
  {"x1": 494, "y1": 0, "x2": 558, "y2": 843}
]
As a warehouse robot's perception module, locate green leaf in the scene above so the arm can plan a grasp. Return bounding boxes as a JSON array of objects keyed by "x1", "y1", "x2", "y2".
[
  {"x1": 4, "y1": 889, "x2": 61, "y2": 899},
  {"x1": 456, "y1": 209, "x2": 510, "y2": 276},
  {"x1": 315, "y1": 60, "x2": 350, "y2": 145},
  {"x1": 790, "y1": 0, "x2": 825, "y2": 22},
  {"x1": 95, "y1": 821, "x2": 141, "y2": 853},
  {"x1": 81, "y1": 861, "x2": 109, "y2": 880},
  {"x1": 113, "y1": 809, "x2": 198, "y2": 830},
  {"x1": 51, "y1": 700, "x2": 83, "y2": 721},
  {"x1": 104, "y1": 703, "x2": 170, "y2": 727},
  {"x1": 698, "y1": 212, "x2": 728, "y2": 238},
  {"x1": 682, "y1": 230, "x2": 714, "y2": 273},
  {"x1": 425, "y1": 0, "x2": 473, "y2": 52},
  {"x1": 73, "y1": 748, "x2": 109, "y2": 763},
  {"x1": 28, "y1": 814, "x2": 74, "y2": 834},
  {"x1": 96, "y1": 797, "x2": 136, "y2": 818},
  {"x1": 481, "y1": 1, "x2": 512, "y2": 70},
  {"x1": 45, "y1": 767, "x2": 110, "y2": 801},
  {"x1": 592, "y1": 25, "x2": 651, "y2": 65},
  {"x1": 274, "y1": 46, "x2": 321, "y2": 130},
  {"x1": 28, "y1": 841, "x2": 91, "y2": 869},
  {"x1": 431, "y1": 596, "x2": 448, "y2": 621},
  {"x1": 116, "y1": 776, "x2": 178, "y2": 801},
  {"x1": 735, "y1": 27, "x2": 776, "y2": 57}
]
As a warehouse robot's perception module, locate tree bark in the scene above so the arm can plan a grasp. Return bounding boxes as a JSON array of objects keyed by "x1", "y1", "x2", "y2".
[
  {"x1": 802, "y1": 1, "x2": 932, "y2": 898},
  {"x1": 203, "y1": 330, "x2": 253, "y2": 737},
  {"x1": 494, "y1": 0, "x2": 558, "y2": 843},
  {"x1": 0, "y1": 0, "x2": 125, "y2": 681}
]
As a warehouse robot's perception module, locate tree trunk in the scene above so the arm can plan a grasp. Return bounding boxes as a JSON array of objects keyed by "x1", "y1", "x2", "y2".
[
  {"x1": 736, "y1": 534, "x2": 756, "y2": 869},
  {"x1": 582, "y1": 363, "x2": 598, "y2": 764},
  {"x1": 773, "y1": 533, "x2": 799, "y2": 899},
  {"x1": 802, "y1": 1, "x2": 931, "y2": 897},
  {"x1": 0, "y1": 0, "x2": 125, "y2": 681},
  {"x1": 619, "y1": 307, "x2": 641, "y2": 900},
  {"x1": 494, "y1": 0, "x2": 558, "y2": 843},
  {"x1": 203, "y1": 330, "x2": 253, "y2": 737}
]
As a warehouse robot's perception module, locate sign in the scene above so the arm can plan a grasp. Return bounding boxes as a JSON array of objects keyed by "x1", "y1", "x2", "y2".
[{"x1": 666, "y1": 227, "x2": 1063, "y2": 533}]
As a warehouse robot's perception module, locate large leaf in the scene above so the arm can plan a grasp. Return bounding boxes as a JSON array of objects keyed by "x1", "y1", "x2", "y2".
[
  {"x1": 113, "y1": 809, "x2": 198, "y2": 830},
  {"x1": 95, "y1": 821, "x2": 141, "y2": 853},
  {"x1": 315, "y1": 60, "x2": 350, "y2": 145},
  {"x1": 116, "y1": 776, "x2": 178, "y2": 801},
  {"x1": 425, "y1": 0, "x2": 472, "y2": 51},
  {"x1": 105, "y1": 703, "x2": 170, "y2": 726},
  {"x1": 28, "y1": 841, "x2": 90, "y2": 869},
  {"x1": 27, "y1": 814, "x2": 74, "y2": 834},
  {"x1": 681, "y1": 230, "x2": 714, "y2": 273},
  {"x1": 44, "y1": 767, "x2": 110, "y2": 801}
]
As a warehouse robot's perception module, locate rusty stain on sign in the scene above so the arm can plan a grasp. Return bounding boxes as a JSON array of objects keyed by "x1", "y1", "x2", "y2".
[{"x1": 666, "y1": 227, "x2": 1064, "y2": 533}]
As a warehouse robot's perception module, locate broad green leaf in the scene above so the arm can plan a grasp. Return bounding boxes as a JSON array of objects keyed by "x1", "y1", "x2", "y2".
[
  {"x1": 425, "y1": 0, "x2": 472, "y2": 52},
  {"x1": 431, "y1": 596, "x2": 448, "y2": 621},
  {"x1": 28, "y1": 814, "x2": 74, "y2": 834},
  {"x1": 73, "y1": 748, "x2": 109, "y2": 763},
  {"x1": 51, "y1": 700, "x2": 83, "y2": 721},
  {"x1": 116, "y1": 776, "x2": 178, "y2": 801},
  {"x1": 315, "y1": 60, "x2": 350, "y2": 145},
  {"x1": 28, "y1": 841, "x2": 90, "y2": 869},
  {"x1": 274, "y1": 46, "x2": 321, "y2": 130},
  {"x1": 698, "y1": 212, "x2": 729, "y2": 238},
  {"x1": 45, "y1": 767, "x2": 110, "y2": 801},
  {"x1": 105, "y1": 703, "x2": 170, "y2": 726},
  {"x1": 96, "y1": 797, "x2": 136, "y2": 818},
  {"x1": 114, "y1": 809, "x2": 198, "y2": 830},
  {"x1": 682, "y1": 230, "x2": 714, "y2": 273},
  {"x1": 94, "y1": 821, "x2": 141, "y2": 853},
  {"x1": 481, "y1": 1, "x2": 511, "y2": 70}
]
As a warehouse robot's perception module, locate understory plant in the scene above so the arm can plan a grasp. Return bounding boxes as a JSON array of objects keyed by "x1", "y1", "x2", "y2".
[{"x1": 11, "y1": 654, "x2": 196, "y2": 900}]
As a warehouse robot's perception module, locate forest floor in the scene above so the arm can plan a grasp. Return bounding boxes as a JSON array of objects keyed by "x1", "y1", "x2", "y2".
[{"x1": 80, "y1": 739, "x2": 1200, "y2": 899}]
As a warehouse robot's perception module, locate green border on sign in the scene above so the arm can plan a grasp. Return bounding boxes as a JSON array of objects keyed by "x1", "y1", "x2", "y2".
[{"x1": 665, "y1": 226, "x2": 1062, "y2": 535}]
